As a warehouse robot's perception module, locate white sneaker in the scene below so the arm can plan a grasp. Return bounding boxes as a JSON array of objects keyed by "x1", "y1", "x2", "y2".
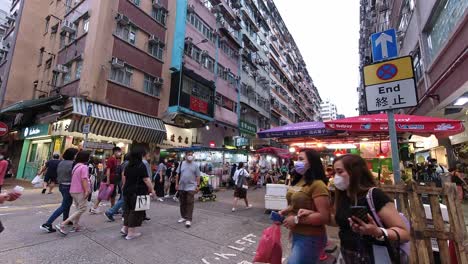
[
  {"x1": 177, "y1": 218, "x2": 186, "y2": 223},
  {"x1": 89, "y1": 207, "x2": 100, "y2": 214},
  {"x1": 246, "y1": 204, "x2": 253, "y2": 209},
  {"x1": 185, "y1": 221, "x2": 191, "y2": 228},
  {"x1": 173, "y1": 197, "x2": 179, "y2": 202},
  {"x1": 232, "y1": 208, "x2": 236, "y2": 212},
  {"x1": 158, "y1": 198, "x2": 164, "y2": 202},
  {"x1": 164, "y1": 195, "x2": 170, "y2": 198}
]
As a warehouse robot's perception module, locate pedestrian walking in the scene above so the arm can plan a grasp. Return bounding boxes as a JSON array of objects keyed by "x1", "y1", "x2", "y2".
[
  {"x1": 40, "y1": 148, "x2": 79, "y2": 233},
  {"x1": 278, "y1": 149, "x2": 330, "y2": 264},
  {"x1": 175, "y1": 151, "x2": 200, "y2": 228},
  {"x1": 39, "y1": 153, "x2": 61, "y2": 194},
  {"x1": 0, "y1": 154, "x2": 9, "y2": 193},
  {"x1": 317, "y1": 154, "x2": 410, "y2": 263},
  {"x1": 90, "y1": 147, "x2": 122, "y2": 214},
  {"x1": 105, "y1": 154, "x2": 130, "y2": 222},
  {"x1": 56, "y1": 151, "x2": 91, "y2": 235},
  {"x1": 121, "y1": 147, "x2": 155, "y2": 240},
  {"x1": 231, "y1": 162, "x2": 252, "y2": 212},
  {"x1": 0, "y1": 188, "x2": 21, "y2": 233},
  {"x1": 153, "y1": 158, "x2": 167, "y2": 202},
  {"x1": 164, "y1": 162, "x2": 173, "y2": 198}
]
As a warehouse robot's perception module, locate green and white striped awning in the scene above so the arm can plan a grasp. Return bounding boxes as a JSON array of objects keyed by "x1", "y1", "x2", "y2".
[{"x1": 68, "y1": 97, "x2": 166, "y2": 143}]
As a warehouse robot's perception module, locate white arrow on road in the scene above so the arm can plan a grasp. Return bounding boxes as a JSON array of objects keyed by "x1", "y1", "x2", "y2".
[{"x1": 375, "y1": 32, "x2": 393, "y2": 58}]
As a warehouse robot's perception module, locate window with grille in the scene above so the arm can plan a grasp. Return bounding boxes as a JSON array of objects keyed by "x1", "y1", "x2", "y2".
[
  {"x1": 110, "y1": 67, "x2": 133, "y2": 86},
  {"x1": 149, "y1": 42, "x2": 164, "y2": 60},
  {"x1": 115, "y1": 24, "x2": 137, "y2": 45},
  {"x1": 143, "y1": 74, "x2": 161, "y2": 96}
]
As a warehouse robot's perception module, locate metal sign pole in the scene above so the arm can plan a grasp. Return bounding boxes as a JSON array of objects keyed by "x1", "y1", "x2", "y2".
[{"x1": 387, "y1": 110, "x2": 401, "y2": 183}]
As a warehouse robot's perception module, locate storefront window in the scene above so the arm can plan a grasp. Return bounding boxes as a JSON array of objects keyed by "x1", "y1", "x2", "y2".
[{"x1": 426, "y1": 0, "x2": 468, "y2": 62}]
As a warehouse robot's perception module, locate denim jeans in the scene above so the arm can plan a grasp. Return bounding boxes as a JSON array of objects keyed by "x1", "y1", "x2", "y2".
[
  {"x1": 46, "y1": 184, "x2": 73, "y2": 225},
  {"x1": 288, "y1": 233, "x2": 326, "y2": 264},
  {"x1": 107, "y1": 194, "x2": 124, "y2": 216}
]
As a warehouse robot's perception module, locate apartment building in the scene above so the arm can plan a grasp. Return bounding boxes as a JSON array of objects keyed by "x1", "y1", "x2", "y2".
[
  {"x1": 0, "y1": 0, "x2": 169, "y2": 179},
  {"x1": 320, "y1": 99, "x2": 338, "y2": 121}
]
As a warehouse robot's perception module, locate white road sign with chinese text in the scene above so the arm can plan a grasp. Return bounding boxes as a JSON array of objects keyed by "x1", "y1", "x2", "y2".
[{"x1": 365, "y1": 78, "x2": 418, "y2": 111}]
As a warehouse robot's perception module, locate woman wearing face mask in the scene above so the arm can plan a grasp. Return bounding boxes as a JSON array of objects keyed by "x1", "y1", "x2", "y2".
[
  {"x1": 278, "y1": 149, "x2": 330, "y2": 264},
  {"x1": 301, "y1": 154, "x2": 410, "y2": 263}
]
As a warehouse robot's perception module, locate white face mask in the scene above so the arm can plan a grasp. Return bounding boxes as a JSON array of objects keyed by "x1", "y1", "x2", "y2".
[
  {"x1": 334, "y1": 174, "x2": 349, "y2": 191},
  {"x1": 187, "y1": 155, "x2": 194, "y2": 161},
  {"x1": 294, "y1": 161, "x2": 306, "y2": 175}
]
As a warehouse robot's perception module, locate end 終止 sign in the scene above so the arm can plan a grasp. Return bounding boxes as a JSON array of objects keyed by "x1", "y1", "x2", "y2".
[{"x1": 363, "y1": 56, "x2": 418, "y2": 112}]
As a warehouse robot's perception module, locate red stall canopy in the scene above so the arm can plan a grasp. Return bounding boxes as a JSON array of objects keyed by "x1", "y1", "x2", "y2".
[{"x1": 325, "y1": 113, "x2": 464, "y2": 137}]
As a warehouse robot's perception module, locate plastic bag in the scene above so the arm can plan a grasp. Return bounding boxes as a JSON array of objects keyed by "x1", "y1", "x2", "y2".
[
  {"x1": 31, "y1": 175, "x2": 43, "y2": 188},
  {"x1": 253, "y1": 224, "x2": 282, "y2": 264},
  {"x1": 98, "y1": 183, "x2": 115, "y2": 201}
]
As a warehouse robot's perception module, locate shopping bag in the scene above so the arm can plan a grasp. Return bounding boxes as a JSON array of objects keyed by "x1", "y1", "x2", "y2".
[
  {"x1": 98, "y1": 183, "x2": 115, "y2": 201},
  {"x1": 135, "y1": 195, "x2": 150, "y2": 211},
  {"x1": 253, "y1": 224, "x2": 282, "y2": 264},
  {"x1": 31, "y1": 175, "x2": 43, "y2": 188}
]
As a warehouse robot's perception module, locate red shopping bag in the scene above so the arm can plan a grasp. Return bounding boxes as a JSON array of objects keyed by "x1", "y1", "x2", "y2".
[
  {"x1": 98, "y1": 183, "x2": 115, "y2": 201},
  {"x1": 253, "y1": 224, "x2": 282, "y2": 264}
]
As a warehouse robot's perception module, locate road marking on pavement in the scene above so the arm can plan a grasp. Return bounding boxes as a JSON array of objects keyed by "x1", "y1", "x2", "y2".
[{"x1": 201, "y1": 233, "x2": 258, "y2": 263}]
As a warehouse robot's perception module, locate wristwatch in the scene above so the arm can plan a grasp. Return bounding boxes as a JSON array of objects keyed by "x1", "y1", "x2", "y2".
[
  {"x1": 294, "y1": 215, "x2": 299, "y2": 224},
  {"x1": 375, "y1": 227, "x2": 388, "y2": 241}
]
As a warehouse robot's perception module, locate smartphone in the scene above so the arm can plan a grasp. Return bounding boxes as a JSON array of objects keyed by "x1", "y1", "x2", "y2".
[
  {"x1": 350, "y1": 206, "x2": 369, "y2": 223},
  {"x1": 270, "y1": 211, "x2": 285, "y2": 223}
]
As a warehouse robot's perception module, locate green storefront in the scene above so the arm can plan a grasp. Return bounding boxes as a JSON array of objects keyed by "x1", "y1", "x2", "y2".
[{"x1": 17, "y1": 124, "x2": 53, "y2": 180}]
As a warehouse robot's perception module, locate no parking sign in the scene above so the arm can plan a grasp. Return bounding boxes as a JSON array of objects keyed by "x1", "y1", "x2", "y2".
[{"x1": 363, "y1": 56, "x2": 418, "y2": 112}]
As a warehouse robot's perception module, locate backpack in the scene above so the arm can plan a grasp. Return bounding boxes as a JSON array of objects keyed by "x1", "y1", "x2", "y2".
[{"x1": 366, "y1": 187, "x2": 410, "y2": 263}]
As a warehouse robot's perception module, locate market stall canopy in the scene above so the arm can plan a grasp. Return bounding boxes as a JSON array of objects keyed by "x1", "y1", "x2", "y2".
[
  {"x1": 255, "y1": 147, "x2": 291, "y2": 159},
  {"x1": 257, "y1": 122, "x2": 335, "y2": 138},
  {"x1": 0, "y1": 95, "x2": 67, "y2": 114},
  {"x1": 66, "y1": 97, "x2": 166, "y2": 143},
  {"x1": 165, "y1": 146, "x2": 248, "y2": 154},
  {"x1": 325, "y1": 113, "x2": 464, "y2": 137}
]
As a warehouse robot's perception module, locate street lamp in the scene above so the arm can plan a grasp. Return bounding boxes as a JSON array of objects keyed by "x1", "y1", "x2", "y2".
[{"x1": 177, "y1": 38, "x2": 209, "y2": 109}]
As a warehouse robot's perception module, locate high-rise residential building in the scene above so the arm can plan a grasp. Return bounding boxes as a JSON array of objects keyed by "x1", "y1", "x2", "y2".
[
  {"x1": 320, "y1": 99, "x2": 338, "y2": 121},
  {"x1": 166, "y1": 0, "x2": 322, "y2": 148},
  {"x1": 358, "y1": 0, "x2": 467, "y2": 166},
  {"x1": 0, "y1": 0, "x2": 169, "y2": 179}
]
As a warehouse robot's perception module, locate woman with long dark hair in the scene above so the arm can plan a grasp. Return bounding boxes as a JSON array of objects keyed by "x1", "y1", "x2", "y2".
[
  {"x1": 40, "y1": 148, "x2": 79, "y2": 233},
  {"x1": 56, "y1": 151, "x2": 91, "y2": 235},
  {"x1": 301, "y1": 154, "x2": 410, "y2": 263},
  {"x1": 121, "y1": 147, "x2": 155, "y2": 240},
  {"x1": 153, "y1": 158, "x2": 166, "y2": 201},
  {"x1": 278, "y1": 149, "x2": 330, "y2": 264}
]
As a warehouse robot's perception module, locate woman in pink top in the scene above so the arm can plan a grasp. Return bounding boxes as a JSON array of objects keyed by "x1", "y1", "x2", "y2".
[{"x1": 56, "y1": 151, "x2": 91, "y2": 235}]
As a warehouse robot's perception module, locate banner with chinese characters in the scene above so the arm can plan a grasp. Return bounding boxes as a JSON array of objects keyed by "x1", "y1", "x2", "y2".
[
  {"x1": 239, "y1": 120, "x2": 257, "y2": 136},
  {"x1": 189, "y1": 96, "x2": 208, "y2": 114},
  {"x1": 159, "y1": 124, "x2": 193, "y2": 148}
]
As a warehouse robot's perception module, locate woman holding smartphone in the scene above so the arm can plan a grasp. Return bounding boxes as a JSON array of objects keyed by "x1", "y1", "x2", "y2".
[
  {"x1": 278, "y1": 149, "x2": 330, "y2": 264},
  {"x1": 299, "y1": 154, "x2": 410, "y2": 263}
]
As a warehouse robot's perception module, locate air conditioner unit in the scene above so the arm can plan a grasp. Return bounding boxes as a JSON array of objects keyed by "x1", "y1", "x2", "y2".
[
  {"x1": 154, "y1": 77, "x2": 164, "y2": 84},
  {"x1": 149, "y1": 35, "x2": 160, "y2": 45},
  {"x1": 55, "y1": 64, "x2": 69, "y2": 73},
  {"x1": 187, "y1": 4, "x2": 195, "y2": 13},
  {"x1": 259, "y1": 40, "x2": 266, "y2": 46},
  {"x1": 201, "y1": 50, "x2": 209, "y2": 57},
  {"x1": 152, "y1": 0, "x2": 162, "y2": 9},
  {"x1": 224, "y1": 68, "x2": 231, "y2": 73},
  {"x1": 184, "y1": 37, "x2": 193, "y2": 45},
  {"x1": 116, "y1": 13, "x2": 130, "y2": 25},
  {"x1": 231, "y1": 0, "x2": 242, "y2": 9},
  {"x1": 111, "y1": 57, "x2": 125, "y2": 68},
  {"x1": 61, "y1": 20, "x2": 76, "y2": 33}
]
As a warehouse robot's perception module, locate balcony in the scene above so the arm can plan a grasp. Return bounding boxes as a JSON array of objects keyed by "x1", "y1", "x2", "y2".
[
  {"x1": 242, "y1": 33, "x2": 259, "y2": 52},
  {"x1": 241, "y1": 7, "x2": 259, "y2": 32}
]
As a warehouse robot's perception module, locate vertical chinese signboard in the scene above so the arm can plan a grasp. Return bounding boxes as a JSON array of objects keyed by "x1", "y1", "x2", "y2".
[{"x1": 363, "y1": 56, "x2": 418, "y2": 112}]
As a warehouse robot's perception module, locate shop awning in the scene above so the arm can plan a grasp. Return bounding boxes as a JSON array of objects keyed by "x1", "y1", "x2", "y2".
[
  {"x1": 257, "y1": 121, "x2": 335, "y2": 138},
  {"x1": 0, "y1": 95, "x2": 67, "y2": 114},
  {"x1": 68, "y1": 97, "x2": 166, "y2": 143}
]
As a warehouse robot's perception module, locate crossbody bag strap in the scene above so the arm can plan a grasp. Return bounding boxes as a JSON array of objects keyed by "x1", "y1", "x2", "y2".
[{"x1": 366, "y1": 187, "x2": 384, "y2": 227}]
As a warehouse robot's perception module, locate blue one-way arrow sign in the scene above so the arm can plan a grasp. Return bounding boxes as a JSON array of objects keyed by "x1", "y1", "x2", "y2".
[{"x1": 370, "y1": 29, "x2": 398, "y2": 62}]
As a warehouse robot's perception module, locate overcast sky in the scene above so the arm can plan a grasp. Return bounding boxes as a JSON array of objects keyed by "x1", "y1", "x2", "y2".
[
  {"x1": 274, "y1": 0, "x2": 360, "y2": 117},
  {"x1": 0, "y1": 0, "x2": 10, "y2": 12}
]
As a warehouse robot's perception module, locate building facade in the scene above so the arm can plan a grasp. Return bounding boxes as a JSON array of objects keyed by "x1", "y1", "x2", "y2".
[
  {"x1": 0, "y1": 0, "x2": 169, "y2": 179},
  {"x1": 320, "y1": 99, "x2": 338, "y2": 121},
  {"x1": 358, "y1": 0, "x2": 468, "y2": 165},
  {"x1": 166, "y1": 0, "x2": 322, "y2": 148}
]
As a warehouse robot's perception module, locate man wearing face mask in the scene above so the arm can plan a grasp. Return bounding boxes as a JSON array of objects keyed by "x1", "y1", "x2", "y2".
[{"x1": 175, "y1": 151, "x2": 200, "y2": 228}]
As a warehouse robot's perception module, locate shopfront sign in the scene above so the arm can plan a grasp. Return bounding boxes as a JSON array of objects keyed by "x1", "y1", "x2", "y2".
[
  {"x1": 190, "y1": 96, "x2": 209, "y2": 114},
  {"x1": 239, "y1": 120, "x2": 257, "y2": 135},
  {"x1": 160, "y1": 124, "x2": 192, "y2": 148},
  {"x1": 235, "y1": 137, "x2": 250, "y2": 147},
  {"x1": 21, "y1": 124, "x2": 49, "y2": 139},
  {"x1": 0, "y1": 122, "x2": 9, "y2": 137},
  {"x1": 83, "y1": 141, "x2": 115, "y2": 150}
]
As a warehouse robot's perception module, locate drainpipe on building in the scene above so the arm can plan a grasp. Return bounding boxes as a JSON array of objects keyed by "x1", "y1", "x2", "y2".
[{"x1": 237, "y1": 48, "x2": 242, "y2": 137}]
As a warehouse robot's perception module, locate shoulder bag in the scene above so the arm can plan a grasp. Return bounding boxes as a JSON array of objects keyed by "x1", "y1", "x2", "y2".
[{"x1": 135, "y1": 163, "x2": 150, "y2": 211}]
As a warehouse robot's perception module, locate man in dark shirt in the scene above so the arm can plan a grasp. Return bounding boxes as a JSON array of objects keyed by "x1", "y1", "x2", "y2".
[{"x1": 40, "y1": 153, "x2": 61, "y2": 194}]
